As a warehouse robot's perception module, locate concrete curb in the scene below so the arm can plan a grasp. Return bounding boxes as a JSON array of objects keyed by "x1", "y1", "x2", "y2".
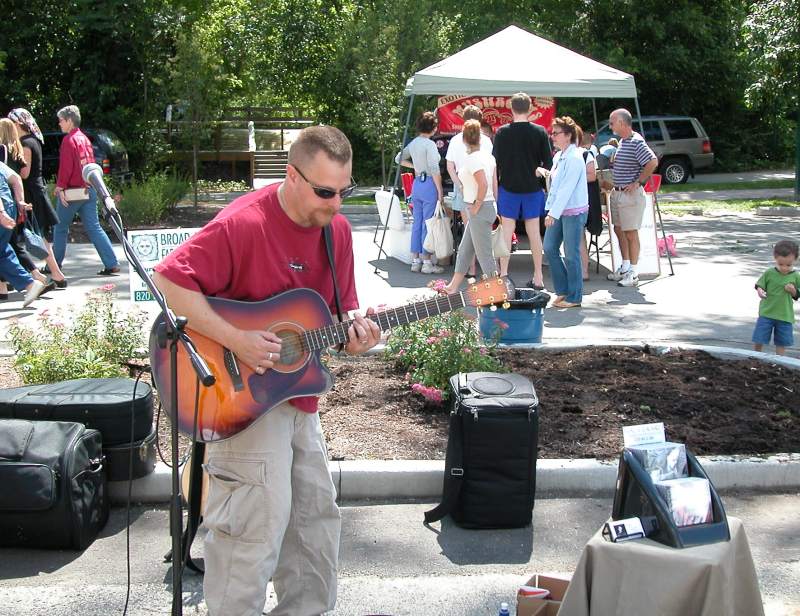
[
  {"x1": 108, "y1": 340, "x2": 800, "y2": 505},
  {"x1": 109, "y1": 453, "x2": 800, "y2": 504}
]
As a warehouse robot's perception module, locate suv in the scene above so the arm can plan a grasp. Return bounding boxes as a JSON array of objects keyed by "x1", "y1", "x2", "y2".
[
  {"x1": 594, "y1": 115, "x2": 713, "y2": 184},
  {"x1": 41, "y1": 129, "x2": 132, "y2": 183}
]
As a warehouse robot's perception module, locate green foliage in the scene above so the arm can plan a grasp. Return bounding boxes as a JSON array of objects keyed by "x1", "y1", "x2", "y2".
[
  {"x1": 118, "y1": 172, "x2": 189, "y2": 225},
  {"x1": 384, "y1": 304, "x2": 503, "y2": 405},
  {"x1": 9, "y1": 288, "x2": 147, "y2": 384}
]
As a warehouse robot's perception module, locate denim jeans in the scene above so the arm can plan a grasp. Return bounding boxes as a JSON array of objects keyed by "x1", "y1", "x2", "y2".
[
  {"x1": 0, "y1": 203, "x2": 34, "y2": 291},
  {"x1": 543, "y1": 211, "x2": 588, "y2": 304},
  {"x1": 409, "y1": 176, "x2": 439, "y2": 255},
  {"x1": 53, "y1": 187, "x2": 118, "y2": 269}
]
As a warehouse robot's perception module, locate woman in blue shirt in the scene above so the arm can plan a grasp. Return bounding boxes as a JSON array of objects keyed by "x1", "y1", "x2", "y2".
[{"x1": 537, "y1": 117, "x2": 588, "y2": 308}]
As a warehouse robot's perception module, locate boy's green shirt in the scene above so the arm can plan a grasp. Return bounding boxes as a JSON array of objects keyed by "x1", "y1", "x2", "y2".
[{"x1": 756, "y1": 268, "x2": 800, "y2": 323}]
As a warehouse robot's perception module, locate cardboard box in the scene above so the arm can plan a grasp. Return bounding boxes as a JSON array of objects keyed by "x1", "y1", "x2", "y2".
[{"x1": 516, "y1": 574, "x2": 570, "y2": 616}]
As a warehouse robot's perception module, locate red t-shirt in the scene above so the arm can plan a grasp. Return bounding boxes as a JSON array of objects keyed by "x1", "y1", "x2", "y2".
[
  {"x1": 57, "y1": 128, "x2": 95, "y2": 189},
  {"x1": 155, "y1": 183, "x2": 359, "y2": 412}
]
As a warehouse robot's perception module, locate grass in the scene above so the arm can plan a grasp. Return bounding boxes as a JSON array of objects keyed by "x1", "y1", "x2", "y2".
[
  {"x1": 342, "y1": 196, "x2": 377, "y2": 206},
  {"x1": 661, "y1": 179, "x2": 794, "y2": 193},
  {"x1": 661, "y1": 198, "x2": 799, "y2": 214}
]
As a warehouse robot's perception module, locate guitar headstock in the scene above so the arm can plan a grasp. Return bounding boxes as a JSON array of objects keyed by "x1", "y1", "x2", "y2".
[{"x1": 462, "y1": 276, "x2": 512, "y2": 309}]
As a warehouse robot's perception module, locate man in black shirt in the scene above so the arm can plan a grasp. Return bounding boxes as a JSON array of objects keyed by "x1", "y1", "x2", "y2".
[{"x1": 493, "y1": 93, "x2": 553, "y2": 289}]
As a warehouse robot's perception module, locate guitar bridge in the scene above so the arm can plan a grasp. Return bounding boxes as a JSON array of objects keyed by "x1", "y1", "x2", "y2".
[{"x1": 223, "y1": 348, "x2": 244, "y2": 392}]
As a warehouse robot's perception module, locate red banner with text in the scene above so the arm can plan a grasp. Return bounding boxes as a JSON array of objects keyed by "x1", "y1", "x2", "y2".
[{"x1": 436, "y1": 95, "x2": 556, "y2": 134}]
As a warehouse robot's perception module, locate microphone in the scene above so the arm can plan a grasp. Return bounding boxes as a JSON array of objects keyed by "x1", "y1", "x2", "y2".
[{"x1": 82, "y1": 163, "x2": 118, "y2": 216}]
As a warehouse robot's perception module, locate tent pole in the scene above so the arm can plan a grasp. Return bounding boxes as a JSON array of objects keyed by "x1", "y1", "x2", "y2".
[
  {"x1": 634, "y1": 97, "x2": 645, "y2": 135},
  {"x1": 375, "y1": 94, "x2": 415, "y2": 273},
  {"x1": 591, "y1": 98, "x2": 599, "y2": 136}
]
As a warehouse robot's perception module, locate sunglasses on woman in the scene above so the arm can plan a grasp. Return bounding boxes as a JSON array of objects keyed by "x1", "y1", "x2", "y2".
[{"x1": 294, "y1": 166, "x2": 357, "y2": 200}]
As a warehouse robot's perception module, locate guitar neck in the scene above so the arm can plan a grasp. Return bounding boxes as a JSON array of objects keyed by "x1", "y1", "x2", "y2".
[{"x1": 305, "y1": 292, "x2": 467, "y2": 351}]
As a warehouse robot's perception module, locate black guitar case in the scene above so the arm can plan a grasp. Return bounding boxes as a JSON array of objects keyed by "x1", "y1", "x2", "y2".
[{"x1": 0, "y1": 378, "x2": 153, "y2": 447}]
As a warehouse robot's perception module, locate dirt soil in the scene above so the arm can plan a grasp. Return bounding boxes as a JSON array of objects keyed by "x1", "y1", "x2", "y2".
[
  {"x1": 318, "y1": 347, "x2": 800, "y2": 460},
  {"x1": 2, "y1": 348, "x2": 797, "y2": 462}
]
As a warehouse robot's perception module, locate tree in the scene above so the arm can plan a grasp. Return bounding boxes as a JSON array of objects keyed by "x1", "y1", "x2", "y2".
[{"x1": 743, "y1": 0, "x2": 800, "y2": 200}]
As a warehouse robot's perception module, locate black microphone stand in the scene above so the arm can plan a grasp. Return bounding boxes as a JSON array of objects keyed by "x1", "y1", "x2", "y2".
[{"x1": 96, "y1": 194, "x2": 214, "y2": 616}]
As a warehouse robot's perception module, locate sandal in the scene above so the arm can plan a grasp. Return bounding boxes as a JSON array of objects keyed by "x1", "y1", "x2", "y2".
[
  {"x1": 51, "y1": 278, "x2": 68, "y2": 289},
  {"x1": 552, "y1": 300, "x2": 581, "y2": 309},
  {"x1": 97, "y1": 267, "x2": 120, "y2": 276}
]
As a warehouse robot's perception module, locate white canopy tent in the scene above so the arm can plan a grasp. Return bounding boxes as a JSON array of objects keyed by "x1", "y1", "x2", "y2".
[
  {"x1": 403, "y1": 25, "x2": 637, "y2": 99},
  {"x1": 376, "y1": 25, "x2": 673, "y2": 276}
]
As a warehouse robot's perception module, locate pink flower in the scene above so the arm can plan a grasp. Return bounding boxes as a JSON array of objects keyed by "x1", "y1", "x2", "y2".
[
  {"x1": 462, "y1": 347, "x2": 472, "y2": 353},
  {"x1": 492, "y1": 317, "x2": 509, "y2": 330},
  {"x1": 99, "y1": 283, "x2": 116, "y2": 292},
  {"x1": 479, "y1": 348, "x2": 488, "y2": 355},
  {"x1": 428, "y1": 279, "x2": 448, "y2": 292},
  {"x1": 411, "y1": 382, "x2": 444, "y2": 403},
  {"x1": 437, "y1": 329, "x2": 451, "y2": 338},
  {"x1": 397, "y1": 349, "x2": 405, "y2": 357},
  {"x1": 426, "y1": 336, "x2": 439, "y2": 344}
]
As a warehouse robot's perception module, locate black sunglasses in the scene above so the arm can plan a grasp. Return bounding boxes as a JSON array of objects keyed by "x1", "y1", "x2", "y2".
[{"x1": 293, "y1": 166, "x2": 357, "y2": 200}]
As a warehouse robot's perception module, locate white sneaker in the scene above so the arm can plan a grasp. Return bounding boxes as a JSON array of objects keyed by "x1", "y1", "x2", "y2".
[
  {"x1": 421, "y1": 262, "x2": 444, "y2": 274},
  {"x1": 618, "y1": 271, "x2": 639, "y2": 287},
  {"x1": 607, "y1": 266, "x2": 629, "y2": 281},
  {"x1": 22, "y1": 280, "x2": 46, "y2": 308},
  {"x1": 410, "y1": 261, "x2": 422, "y2": 272}
]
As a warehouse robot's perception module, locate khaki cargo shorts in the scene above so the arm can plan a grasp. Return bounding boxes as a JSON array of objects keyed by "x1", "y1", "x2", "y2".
[{"x1": 609, "y1": 186, "x2": 646, "y2": 231}]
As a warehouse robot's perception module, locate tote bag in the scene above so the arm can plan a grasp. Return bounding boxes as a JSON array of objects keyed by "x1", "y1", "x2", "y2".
[
  {"x1": 23, "y1": 211, "x2": 50, "y2": 260},
  {"x1": 491, "y1": 217, "x2": 511, "y2": 259},
  {"x1": 423, "y1": 201, "x2": 454, "y2": 259}
]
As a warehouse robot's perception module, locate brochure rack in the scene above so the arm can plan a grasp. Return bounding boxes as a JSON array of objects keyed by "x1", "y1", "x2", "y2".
[{"x1": 611, "y1": 448, "x2": 730, "y2": 548}]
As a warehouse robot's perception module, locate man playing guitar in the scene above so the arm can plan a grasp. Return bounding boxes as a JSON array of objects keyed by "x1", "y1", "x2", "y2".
[{"x1": 153, "y1": 126, "x2": 381, "y2": 616}]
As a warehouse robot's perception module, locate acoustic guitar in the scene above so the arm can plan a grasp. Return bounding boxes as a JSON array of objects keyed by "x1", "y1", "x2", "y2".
[{"x1": 149, "y1": 277, "x2": 510, "y2": 443}]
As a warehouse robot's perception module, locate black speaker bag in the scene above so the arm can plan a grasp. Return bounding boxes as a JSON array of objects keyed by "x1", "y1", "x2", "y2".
[
  {"x1": 103, "y1": 426, "x2": 157, "y2": 481},
  {"x1": 425, "y1": 372, "x2": 538, "y2": 529},
  {"x1": 0, "y1": 378, "x2": 153, "y2": 446},
  {"x1": 0, "y1": 419, "x2": 109, "y2": 549}
]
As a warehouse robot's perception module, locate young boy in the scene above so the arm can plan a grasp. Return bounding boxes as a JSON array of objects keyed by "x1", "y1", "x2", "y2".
[{"x1": 752, "y1": 239, "x2": 800, "y2": 355}]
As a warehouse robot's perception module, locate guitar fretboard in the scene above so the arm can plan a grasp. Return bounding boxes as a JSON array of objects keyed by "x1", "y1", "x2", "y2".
[{"x1": 302, "y1": 292, "x2": 467, "y2": 351}]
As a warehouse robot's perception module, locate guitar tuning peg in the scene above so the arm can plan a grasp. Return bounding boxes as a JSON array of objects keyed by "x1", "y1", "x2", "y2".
[
  {"x1": 481, "y1": 274, "x2": 488, "y2": 280},
  {"x1": 502, "y1": 302, "x2": 510, "y2": 309},
  {"x1": 489, "y1": 305, "x2": 498, "y2": 311},
  {"x1": 467, "y1": 277, "x2": 476, "y2": 284}
]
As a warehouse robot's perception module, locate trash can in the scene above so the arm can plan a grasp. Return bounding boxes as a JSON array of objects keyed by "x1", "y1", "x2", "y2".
[{"x1": 479, "y1": 288, "x2": 550, "y2": 343}]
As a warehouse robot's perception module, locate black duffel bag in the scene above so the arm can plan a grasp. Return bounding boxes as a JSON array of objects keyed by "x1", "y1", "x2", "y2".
[
  {"x1": 425, "y1": 372, "x2": 539, "y2": 529},
  {"x1": 0, "y1": 419, "x2": 109, "y2": 549}
]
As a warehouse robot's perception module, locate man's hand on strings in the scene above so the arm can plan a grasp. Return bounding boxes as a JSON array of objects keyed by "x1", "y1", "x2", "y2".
[{"x1": 234, "y1": 329, "x2": 283, "y2": 375}]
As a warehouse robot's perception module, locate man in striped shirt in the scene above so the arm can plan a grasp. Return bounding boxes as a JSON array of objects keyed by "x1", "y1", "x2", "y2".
[{"x1": 606, "y1": 109, "x2": 658, "y2": 287}]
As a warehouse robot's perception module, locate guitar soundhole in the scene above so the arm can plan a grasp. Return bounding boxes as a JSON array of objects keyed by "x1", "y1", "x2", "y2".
[{"x1": 276, "y1": 330, "x2": 305, "y2": 364}]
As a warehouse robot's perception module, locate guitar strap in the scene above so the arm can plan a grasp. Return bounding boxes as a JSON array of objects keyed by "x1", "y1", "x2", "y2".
[{"x1": 323, "y1": 225, "x2": 345, "y2": 351}]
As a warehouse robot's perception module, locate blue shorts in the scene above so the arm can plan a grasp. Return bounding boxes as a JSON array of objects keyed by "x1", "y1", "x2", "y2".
[
  {"x1": 451, "y1": 184, "x2": 465, "y2": 211},
  {"x1": 497, "y1": 186, "x2": 546, "y2": 220},
  {"x1": 752, "y1": 315, "x2": 794, "y2": 347}
]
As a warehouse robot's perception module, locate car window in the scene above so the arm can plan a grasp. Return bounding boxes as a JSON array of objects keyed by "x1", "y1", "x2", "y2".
[
  {"x1": 641, "y1": 121, "x2": 664, "y2": 142},
  {"x1": 595, "y1": 125, "x2": 614, "y2": 147},
  {"x1": 665, "y1": 120, "x2": 698, "y2": 140}
]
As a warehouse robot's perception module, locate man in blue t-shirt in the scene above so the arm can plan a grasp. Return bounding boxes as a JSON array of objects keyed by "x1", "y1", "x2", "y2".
[{"x1": 493, "y1": 93, "x2": 553, "y2": 289}]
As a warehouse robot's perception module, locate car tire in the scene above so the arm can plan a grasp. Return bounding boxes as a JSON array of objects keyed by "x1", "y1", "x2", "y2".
[{"x1": 660, "y1": 158, "x2": 690, "y2": 184}]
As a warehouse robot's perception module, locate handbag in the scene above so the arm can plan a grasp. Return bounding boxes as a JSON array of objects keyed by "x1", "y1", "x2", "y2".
[
  {"x1": 491, "y1": 217, "x2": 511, "y2": 259},
  {"x1": 423, "y1": 201, "x2": 454, "y2": 259},
  {"x1": 23, "y1": 211, "x2": 50, "y2": 260},
  {"x1": 63, "y1": 187, "x2": 90, "y2": 203}
]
